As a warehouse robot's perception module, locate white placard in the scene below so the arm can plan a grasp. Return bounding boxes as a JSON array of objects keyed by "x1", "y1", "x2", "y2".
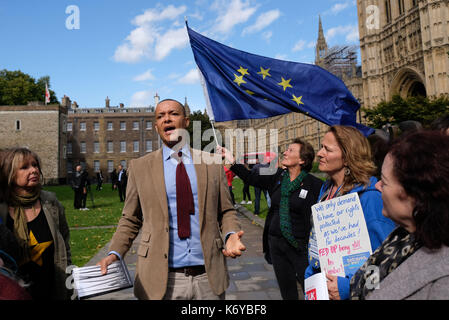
[
  {"x1": 311, "y1": 193, "x2": 372, "y2": 277},
  {"x1": 304, "y1": 272, "x2": 329, "y2": 300}
]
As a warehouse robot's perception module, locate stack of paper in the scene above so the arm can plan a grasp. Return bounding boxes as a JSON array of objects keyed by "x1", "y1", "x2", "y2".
[{"x1": 72, "y1": 260, "x2": 133, "y2": 299}]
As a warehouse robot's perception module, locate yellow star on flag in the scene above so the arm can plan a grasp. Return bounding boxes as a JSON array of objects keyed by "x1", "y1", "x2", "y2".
[
  {"x1": 292, "y1": 94, "x2": 304, "y2": 105},
  {"x1": 237, "y1": 66, "x2": 250, "y2": 76},
  {"x1": 257, "y1": 67, "x2": 271, "y2": 80},
  {"x1": 233, "y1": 74, "x2": 247, "y2": 86},
  {"x1": 278, "y1": 77, "x2": 293, "y2": 91}
]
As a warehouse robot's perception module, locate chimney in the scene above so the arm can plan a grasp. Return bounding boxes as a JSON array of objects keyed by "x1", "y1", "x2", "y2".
[
  {"x1": 105, "y1": 96, "x2": 110, "y2": 108},
  {"x1": 71, "y1": 101, "x2": 79, "y2": 109},
  {"x1": 119, "y1": 103, "x2": 124, "y2": 108},
  {"x1": 61, "y1": 95, "x2": 71, "y2": 108},
  {"x1": 154, "y1": 92, "x2": 160, "y2": 106}
]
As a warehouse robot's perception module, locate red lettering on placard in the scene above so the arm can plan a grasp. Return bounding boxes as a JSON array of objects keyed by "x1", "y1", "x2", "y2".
[{"x1": 306, "y1": 289, "x2": 317, "y2": 300}]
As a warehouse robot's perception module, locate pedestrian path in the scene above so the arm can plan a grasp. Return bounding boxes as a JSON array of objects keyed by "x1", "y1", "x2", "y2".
[{"x1": 84, "y1": 205, "x2": 281, "y2": 300}]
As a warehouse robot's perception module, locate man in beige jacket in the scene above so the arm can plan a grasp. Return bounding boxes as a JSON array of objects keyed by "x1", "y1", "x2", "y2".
[{"x1": 98, "y1": 99, "x2": 245, "y2": 300}]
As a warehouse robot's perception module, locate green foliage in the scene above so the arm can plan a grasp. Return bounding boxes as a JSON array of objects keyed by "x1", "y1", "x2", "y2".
[
  {"x1": 362, "y1": 94, "x2": 449, "y2": 129},
  {"x1": 187, "y1": 110, "x2": 214, "y2": 150},
  {"x1": 0, "y1": 69, "x2": 58, "y2": 105}
]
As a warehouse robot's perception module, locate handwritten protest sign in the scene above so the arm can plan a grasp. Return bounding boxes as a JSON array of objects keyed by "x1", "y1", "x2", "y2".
[{"x1": 311, "y1": 193, "x2": 372, "y2": 277}]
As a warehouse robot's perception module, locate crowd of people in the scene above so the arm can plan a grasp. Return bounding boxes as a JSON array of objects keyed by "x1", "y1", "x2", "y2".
[{"x1": 0, "y1": 103, "x2": 448, "y2": 300}]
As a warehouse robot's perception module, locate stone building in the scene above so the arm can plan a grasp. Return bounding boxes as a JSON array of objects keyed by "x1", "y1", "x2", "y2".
[
  {"x1": 357, "y1": 0, "x2": 449, "y2": 107},
  {"x1": 66, "y1": 95, "x2": 158, "y2": 181},
  {"x1": 0, "y1": 102, "x2": 68, "y2": 184},
  {"x1": 66, "y1": 94, "x2": 193, "y2": 181}
]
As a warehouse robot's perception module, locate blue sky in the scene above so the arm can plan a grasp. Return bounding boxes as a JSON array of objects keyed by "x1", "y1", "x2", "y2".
[{"x1": 0, "y1": 0, "x2": 359, "y2": 112}]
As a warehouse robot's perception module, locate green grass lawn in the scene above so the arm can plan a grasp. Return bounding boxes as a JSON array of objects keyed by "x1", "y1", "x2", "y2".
[
  {"x1": 231, "y1": 177, "x2": 270, "y2": 219},
  {"x1": 44, "y1": 183, "x2": 123, "y2": 267}
]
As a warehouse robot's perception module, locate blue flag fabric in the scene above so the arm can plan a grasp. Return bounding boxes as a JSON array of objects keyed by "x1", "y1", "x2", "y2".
[{"x1": 186, "y1": 23, "x2": 374, "y2": 136}]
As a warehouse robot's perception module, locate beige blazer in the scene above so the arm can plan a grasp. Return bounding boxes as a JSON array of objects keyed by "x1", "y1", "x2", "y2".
[
  {"x1": 0, "y1": 190, "x2": 72, "y2": 300},
  {"x1": 109, "y1": 148, "x2": 240, "y2": 300}
]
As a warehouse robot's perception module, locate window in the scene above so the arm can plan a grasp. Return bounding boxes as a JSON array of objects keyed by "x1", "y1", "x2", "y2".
[
  {"x1": 385, "y1": 0, "x2": 392, "y2": 23},
  {"x1": 120, "y1": 160, "x2": 126, "y2": 168},
  {"x1": 94, "y1": 141, "x2": 100, "y2": 153},
  {"x1": 107, "y1": 141, "x2": 113, "y2": 153},
  {"x1": 412, "y1": 0, "x2": 417, "y2": 7},
  {"x1": 133, "y1": 121, "x2": 139, "y2": 130},
  {"x1": 133, "y1": 141, "x2": 139, "y2": 152},
  {"x1": 67, "y1": 142, "x2": 73, "y2": 154},
  {"x1": 67, "y1": 122, "x2": 72, "y2": 131},
  {"x1": 146, "y1": 121, "x2": 152, "y2": 130},
  {"x1": 81, "y1": 142, "x2": 86, "y2": 153},
  {"x1": 67, "y1": 161, "x2": 73, "y2": 174},
  {"x1": 120, "y1": 121, "x2": 126, "y2": 130},
  {"x1": 93, "y1": 160, "x2": 100, "y2": 172},
  {"x1": 94, "y1": 122, "x2": 100, "y2": 131},
  {"x1": 15, "y1": 120, "x2": 21, "y2": 131},
  {"x1": 398, "y1": 0, "x2": 405, "y2": 14},
  {"x1": 107, "y1": 160, "x2": 114, "y2": 173},
  {"x1": 146, "y1": 140, "x2": 152, "y2": 152},
  {"x1": 80, "y1": 122, "x2": 86, "y2": 131},
  {"x1": 107, "y1": 121, "x2": 113, "y2": 130},
  {"x1": 120, "y1": 141, "x2": 126, "y2": 153}
]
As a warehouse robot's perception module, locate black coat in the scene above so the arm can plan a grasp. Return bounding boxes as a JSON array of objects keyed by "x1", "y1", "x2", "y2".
[{"x1": 231, "y1": 164, "x2": 322, "y2": 264}]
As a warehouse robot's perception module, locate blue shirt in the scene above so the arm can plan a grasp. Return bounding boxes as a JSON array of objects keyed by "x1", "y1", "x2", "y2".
[{"x1": 162, "y1": 144, "x2": 204, "y2": 268}]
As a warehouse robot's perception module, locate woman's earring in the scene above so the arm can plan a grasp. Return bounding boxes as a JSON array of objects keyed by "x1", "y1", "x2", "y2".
[{"x1": 344, "y1": 167, "x2": 351, "y2": 176}]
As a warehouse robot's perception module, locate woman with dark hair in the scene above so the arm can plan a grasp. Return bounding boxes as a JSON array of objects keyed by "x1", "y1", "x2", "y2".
[
  {"x1": 218, "y1": 139, "x2": 323, "y2": 300},
  {"x1": 0, "y1": 148, "x2": 71, "y2": 300},
  {"x1": 305, "y1": 125, "x2": 395, "y2": 300},
  {"x1": 351, "y1": 130, "x2": 449, "y2": 300}
]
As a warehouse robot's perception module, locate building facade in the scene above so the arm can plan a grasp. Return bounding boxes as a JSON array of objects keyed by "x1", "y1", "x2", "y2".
[
  {"x1": 0, "y1": 102, "x2": 68, "y2": 184},
  {"x1": 66, "y1": 96, "x2": 158, "y2": 181},
  {"x1": 357, "y1": 0, "x2": 449, "y2": 108}
]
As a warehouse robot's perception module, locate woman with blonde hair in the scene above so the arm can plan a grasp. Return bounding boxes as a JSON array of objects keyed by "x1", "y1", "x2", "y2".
[
  {"x1": 305, "y1": 125, "x2": 395, "y2": 300},
  {"x1": 0, "y1": 148, "x2": 71, "y2": 300}
]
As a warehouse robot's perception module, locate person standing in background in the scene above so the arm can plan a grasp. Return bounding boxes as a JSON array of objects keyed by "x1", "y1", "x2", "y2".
[{"x1": 117, "y1": 165, "x2": 127, "y2": 202}]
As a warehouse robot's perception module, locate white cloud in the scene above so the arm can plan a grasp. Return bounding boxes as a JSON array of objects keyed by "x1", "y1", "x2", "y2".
[
  {"x1": 133, "y1": 69, "x2": 155, "y2": 82},
  {"x1": 326, "y1": 24, "x2": 359, "y2": 43},
  {"x1": 211, "y1": 0, "x2": 258, "y2": 34},
  {"x1": 275, "y1": 53, "x2": 288, "y2": 60},
  {"x1": 130, "y1": 90, "x2": 153, "y2": 107},
  {"x1": 177, "y1": 68, "x2": 200, "y2": 84},
  {"x1": 261, "y1": 31, "x2": 273, "y2": 42},
  {"x1": 154, "y1": 27, "x2": 189, "y2": 61},
  {"x1": 242, "y1": 9, "x2": 280, "y2": 35},
  {"x1": 292, "y1": 39, "x2": 306, "y2": 52},
  {"x1": 330, "y1": 2, "x2": 349, "y2": 15},
  {"x1": 132, "y1": 5, "x2": 187, "y2": 25},
  {"x1": 113, "y1": 5, "x2": 189, "y2": 63}
]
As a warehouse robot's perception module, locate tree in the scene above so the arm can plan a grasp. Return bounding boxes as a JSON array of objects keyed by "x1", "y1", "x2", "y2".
[
  {"x1": 186, "y1": 110, "x2": 213, "y2": 150},
  {"x1": 0, "y1": 69, "x2": 58, "y2": 105},
  {"x1": 362, "y1": 94, "x2": 449, "y2": 129}
]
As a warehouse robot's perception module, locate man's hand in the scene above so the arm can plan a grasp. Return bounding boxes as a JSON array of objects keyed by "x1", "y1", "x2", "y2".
[
  {"x1": 222, "y1": 230, "x2": 246, "y2": 258},
  {"x1": 96, "y1": 254, "x2": 119, "y2": 275},
  {"x1": 326, "y1": 274, "x2": 341, "y2": 300}
]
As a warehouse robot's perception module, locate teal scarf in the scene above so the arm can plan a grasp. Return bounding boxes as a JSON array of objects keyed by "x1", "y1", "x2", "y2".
[{"x1": 279, "y1": 170, "x2": 308, "y2": 249}]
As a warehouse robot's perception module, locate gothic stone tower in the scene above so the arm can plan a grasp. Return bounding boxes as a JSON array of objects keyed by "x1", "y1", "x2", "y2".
[
  {"x1": 357, "y1": 0, "x2": 449, "y2": 108},
  {"x1": 315, "y1": 15, "x2": 329, "y2": 67}
]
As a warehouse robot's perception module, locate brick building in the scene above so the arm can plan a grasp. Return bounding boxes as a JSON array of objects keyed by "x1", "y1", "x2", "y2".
[
  {"x1": 66, "y1": 95, "x2": 160, "y2": 182},
  {"x1": 0, "y1": 102, "x2": 68, "y2": 184}
]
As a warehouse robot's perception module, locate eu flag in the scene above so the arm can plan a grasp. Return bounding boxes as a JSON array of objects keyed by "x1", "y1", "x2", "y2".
[{"x1": 186, "y1": 23, "x2": 374, "y2": 136}]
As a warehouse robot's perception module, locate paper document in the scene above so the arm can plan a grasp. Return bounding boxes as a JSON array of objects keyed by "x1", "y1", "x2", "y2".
[
  {"x1": 72, "y1": 260, "x2": 133, "y2": 299},
  {"x1": 304, "y1": 272, "x2": 329, "y2": 300}
]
